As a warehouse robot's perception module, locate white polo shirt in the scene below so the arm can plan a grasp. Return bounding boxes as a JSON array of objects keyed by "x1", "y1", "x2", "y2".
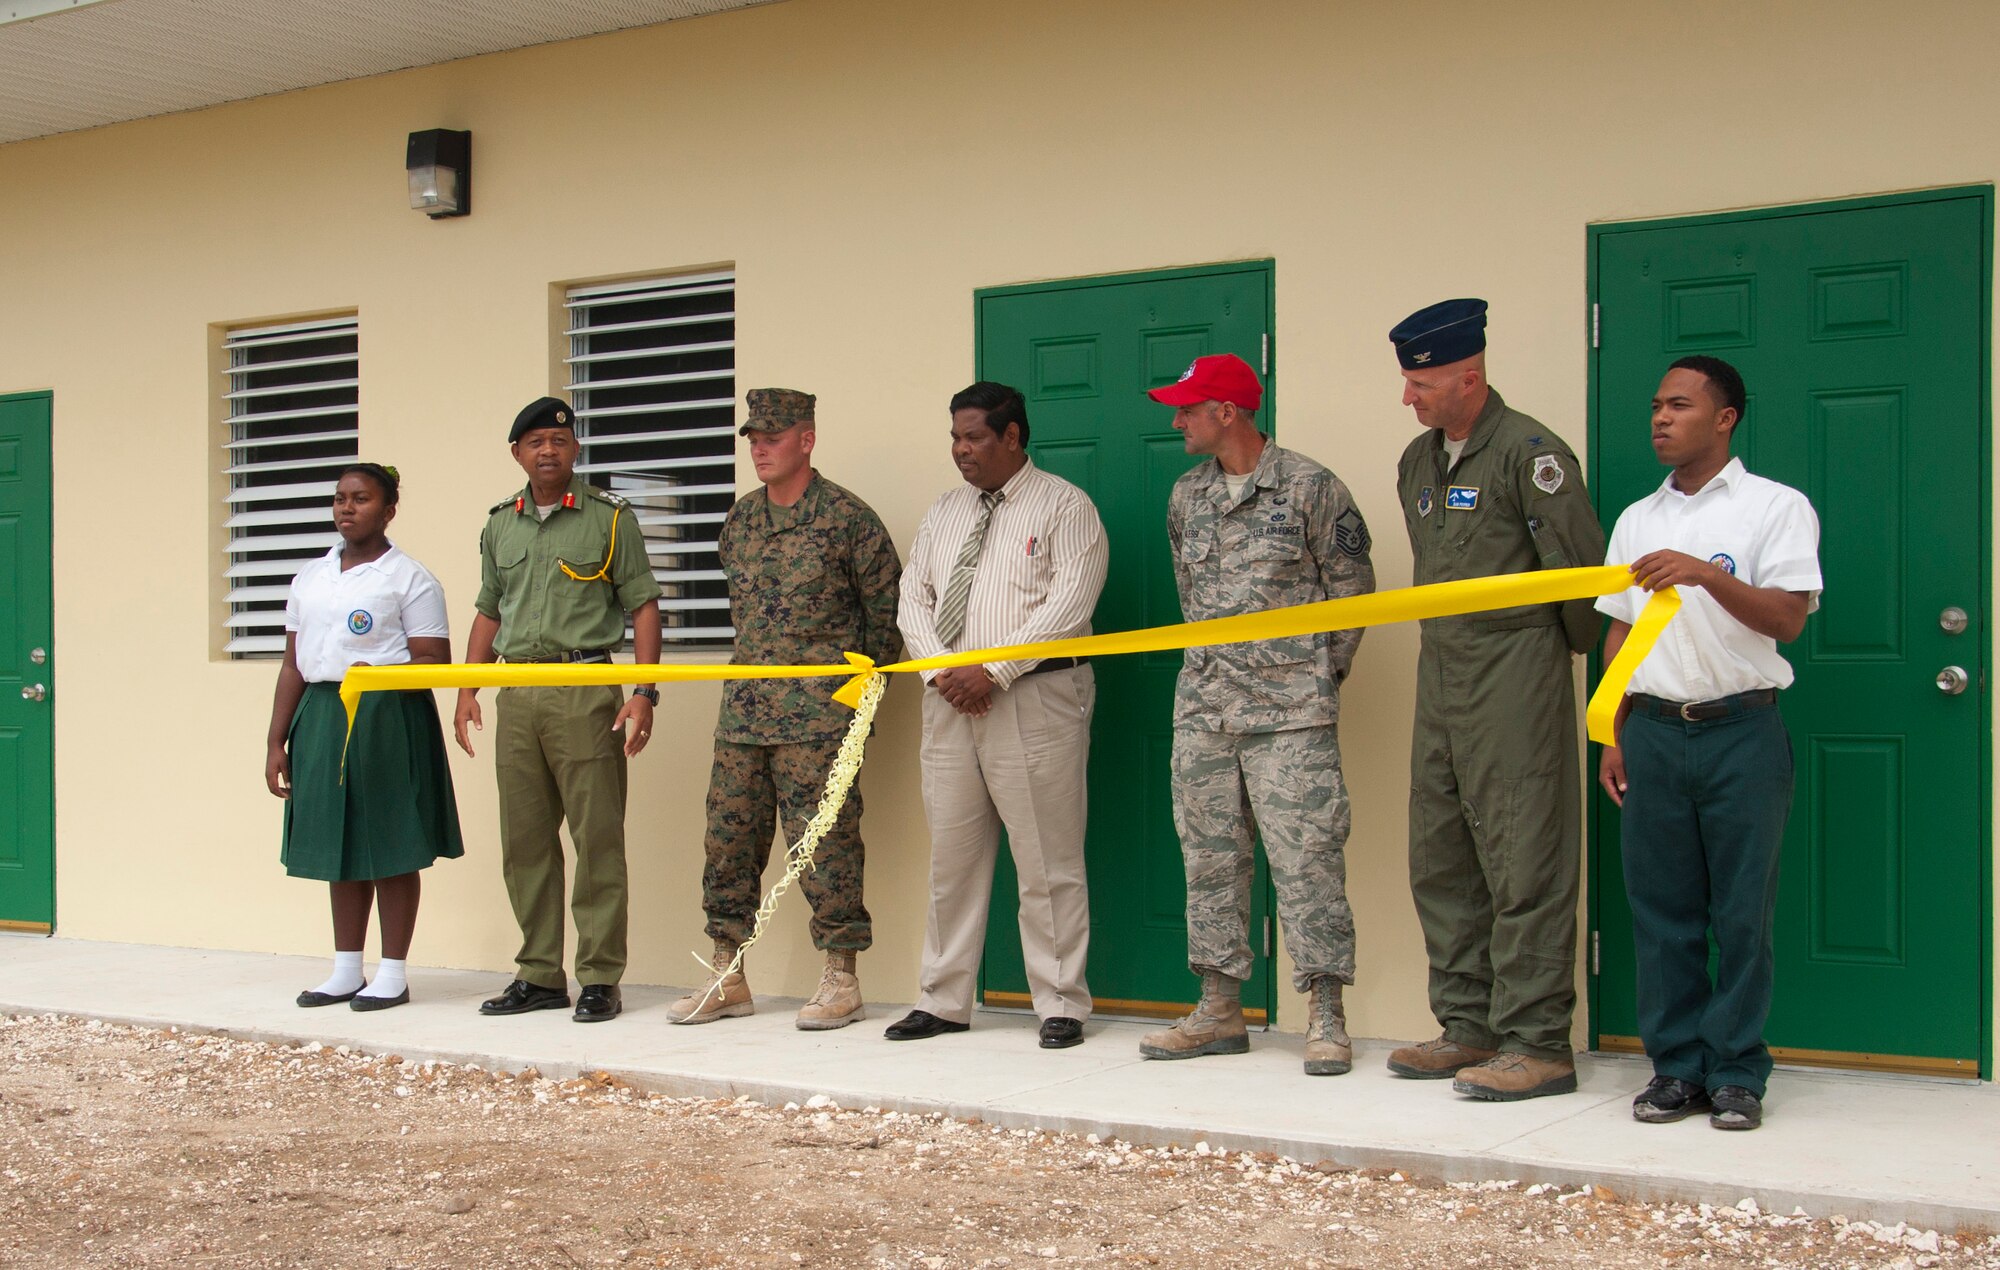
[
  {"x1": 1596, "y1": 457, "x2": 1822, "y2": 701},
  {"x1": 284, "y1": 543, "x2": 451, "y2": 684}
]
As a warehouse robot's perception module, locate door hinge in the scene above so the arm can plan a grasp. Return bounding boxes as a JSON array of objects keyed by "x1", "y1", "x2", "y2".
[
  {"x1": 1591, "y1": 303, "x2": 1600, "y2": 350},
  {"x1": 1590, "y1": 930, "x2": 1601, "y2": 976},
  {"x1": 1261, "y1": 333, "x2": 1270, "y2": 376},
  {"x1": 1263, "y1": 915, "x2": 1275, "y2": 959}
]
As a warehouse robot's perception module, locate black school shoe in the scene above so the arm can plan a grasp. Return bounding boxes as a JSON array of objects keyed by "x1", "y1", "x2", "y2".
[
  {"x1": 479, "y1": 979, "x2": 571, "y2": 1016},
  {"x1": 1632, "y1": 1075, "x2": 1711, "y2": 1123},
  {"x1": 573, "y1": 984, "x2": 622, "y2": 1022},
  {"x1": 1709, "y1": 1085, "x2": 1764, "y2": 1130},
  {"x1": 296, "y1": 983, "x2": 364, "y2": 1007},
  {"x1": 350, "y1": 989, "x2": 409, "y2": 1012}
]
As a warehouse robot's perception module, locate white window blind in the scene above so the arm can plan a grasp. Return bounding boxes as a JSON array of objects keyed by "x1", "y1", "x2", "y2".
[
  {"x1": 565, "y1": 271, "x2": 736, "y2": 649},
  {"x1": 222, "y1": 316, "x2": 359, "y2": 657}
]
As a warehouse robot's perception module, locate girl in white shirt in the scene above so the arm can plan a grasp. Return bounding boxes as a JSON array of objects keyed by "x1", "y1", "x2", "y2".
[{"x1": 264, "y1": 463, "x2": 463, "y2": 1011}]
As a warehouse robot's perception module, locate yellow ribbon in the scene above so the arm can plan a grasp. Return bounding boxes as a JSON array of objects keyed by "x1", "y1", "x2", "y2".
[{"x1": 340, "y1": 565, "x2": 1673, "y2": 748}]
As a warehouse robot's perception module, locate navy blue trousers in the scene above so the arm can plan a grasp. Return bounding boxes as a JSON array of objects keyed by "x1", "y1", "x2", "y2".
[{"x1": 1620, "y1": 701, "x2": 1792, "y2": 1097}]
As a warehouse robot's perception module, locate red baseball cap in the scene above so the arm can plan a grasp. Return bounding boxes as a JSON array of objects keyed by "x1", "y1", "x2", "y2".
[{"x1": 1146, "y1": 353, "x2": 1263, "y2": 410}]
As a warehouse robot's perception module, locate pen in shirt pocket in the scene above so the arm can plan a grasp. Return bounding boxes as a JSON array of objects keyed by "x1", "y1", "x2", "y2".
[{"x1": 1025, "y1": 535, "x2": 1039, "y2": 557}]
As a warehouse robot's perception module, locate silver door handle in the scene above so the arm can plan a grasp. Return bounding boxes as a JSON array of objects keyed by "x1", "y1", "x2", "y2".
[
  {"x1": 20, "y1": 684, "x2": 46, "y2": 702},
  {"x1": 1937, "y1": 666, "x2": 1970, "y2": 695}
]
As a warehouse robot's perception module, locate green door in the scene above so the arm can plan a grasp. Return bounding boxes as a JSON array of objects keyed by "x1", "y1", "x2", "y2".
[
  {"x1": 0, "y1": 392, "x2": 55, "y2": 932},
  {"x1": 973, "y1": 262, "x2": 1279, "y2": 1023},
  {"x1": 1590, "y1": 192, "x2": 1989, "y2": 1076}
]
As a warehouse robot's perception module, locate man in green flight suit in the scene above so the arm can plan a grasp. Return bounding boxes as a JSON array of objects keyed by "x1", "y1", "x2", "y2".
[
  {"x1": 453, "y1": 395, "x2": 663, "y2": 1024},
  {"x1": 670, "y1": 388, "x2": 903, "y2": 1030},
  {"x1": 1388, "y1": 299, "x2": 1606, "y2": 1100}
]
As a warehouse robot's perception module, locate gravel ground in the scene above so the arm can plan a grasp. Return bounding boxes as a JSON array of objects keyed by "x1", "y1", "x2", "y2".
[{"x1": 0, "y1": 1013, "x2": 1993, "y2": 1269}]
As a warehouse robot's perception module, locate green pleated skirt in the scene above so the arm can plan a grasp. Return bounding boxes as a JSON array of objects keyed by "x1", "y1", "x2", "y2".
[{"x1": 282, "y1": 682, "x2": 465, "y2": 882}]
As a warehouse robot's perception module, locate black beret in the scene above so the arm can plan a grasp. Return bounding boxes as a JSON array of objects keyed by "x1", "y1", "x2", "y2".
[
  {"x1": 509, "y1": 396, "x2": 576, "y2": 443},
  {"x1": 1390, "y1": 298, "x2": 1489, "y2": 370}
]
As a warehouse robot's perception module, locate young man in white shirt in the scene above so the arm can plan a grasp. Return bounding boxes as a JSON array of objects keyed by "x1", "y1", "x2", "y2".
[{"x1": 1596, "y1": 356, "x2": 1823, "y2": 1131}]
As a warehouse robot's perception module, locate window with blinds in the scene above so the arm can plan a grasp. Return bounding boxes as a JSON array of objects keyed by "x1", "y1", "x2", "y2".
[
  {"x1": 564, "y1": 271, "x2": 737, "y2": 650},
  {"x1": 222, "y1": 316, "x2": 360, "y2": 658}
]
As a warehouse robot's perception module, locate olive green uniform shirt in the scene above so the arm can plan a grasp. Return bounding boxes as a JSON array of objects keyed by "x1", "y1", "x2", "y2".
[
  {"x1": 474, "y1": 474, "x2": 662, "y2": 658},
  {"x1": 1396, "y1": 389, "x2": 1604, "y2": 652},
  {"x1": 716, "y1": 471, "x2": 903, "y2": 744},
  {"x1": 1168, "y1": 440, "x2": 1376, "y2": 734}
]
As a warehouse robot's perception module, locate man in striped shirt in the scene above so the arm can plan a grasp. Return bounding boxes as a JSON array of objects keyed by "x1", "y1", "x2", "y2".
[{"x1": 886, "y1": 382, "x2": 1110, "y2": 1050}]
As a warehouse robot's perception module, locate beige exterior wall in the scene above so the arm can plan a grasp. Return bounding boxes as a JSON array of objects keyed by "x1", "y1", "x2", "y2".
[{"x1": 1, "y1": 0, "x2": 1992, "y2": 1051}]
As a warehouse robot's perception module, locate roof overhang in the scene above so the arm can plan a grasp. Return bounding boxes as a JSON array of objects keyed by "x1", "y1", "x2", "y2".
[{"x1": 0, "y1": 0, "x2": 780, "y2": 145}]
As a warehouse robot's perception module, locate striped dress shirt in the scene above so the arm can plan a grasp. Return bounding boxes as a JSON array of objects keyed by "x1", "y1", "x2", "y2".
[{"x1": 899, "y1": 459, "x2": 1109, "y2": 689}]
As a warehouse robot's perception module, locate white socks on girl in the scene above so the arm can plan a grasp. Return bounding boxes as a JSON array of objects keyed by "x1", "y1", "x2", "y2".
[
  {"x1": 357, "y1": 958, "x2": 408, "y2": 1002},
  {"x1": 309, "y1": 950, "x2": 364, "y2": 998}
]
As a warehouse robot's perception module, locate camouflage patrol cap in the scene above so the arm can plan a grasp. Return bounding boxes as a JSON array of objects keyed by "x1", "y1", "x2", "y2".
[
  {"x1": 740, "y1": 388, "x2": 816, "y2": 435},
  {"x1": 509, "y1": 395, "x2": 576, "y2": 442}
]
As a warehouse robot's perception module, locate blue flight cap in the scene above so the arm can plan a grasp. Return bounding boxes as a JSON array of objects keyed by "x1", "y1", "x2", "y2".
[{"x1": 1390, "y1": 298, "x2": 1488, "y2": 370}]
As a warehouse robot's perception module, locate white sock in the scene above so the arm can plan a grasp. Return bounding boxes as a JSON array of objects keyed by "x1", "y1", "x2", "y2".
[
  {"x1": 311, "y1": 951, "x2": 364, "y2": 997},
  {"x1": 358, "y1": 958, "x2": 408, "y2": 1000}
]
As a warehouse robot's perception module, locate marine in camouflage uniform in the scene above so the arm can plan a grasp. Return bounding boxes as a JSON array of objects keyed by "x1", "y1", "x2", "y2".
[
  {"x1": 1135, "y1": 354, "x2": 1375, "y2": 1077},
  {"x1": 1388, "y1": 299, "x2": 1607, "y2": 1101},
  {"x1": 672, "y1": 388, "x2": 903, "y2": 1030}
]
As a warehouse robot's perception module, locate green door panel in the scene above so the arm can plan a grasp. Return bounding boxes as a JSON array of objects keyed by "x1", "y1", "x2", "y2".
[
  {"x1": 0, "y1": 392, "x2": 55, "y2": 929},
  {"x1": 974, "y1": 263, "x2": 1279, "y2": 1022},
  {"x1": 1590, "y1": 194, "x2": 1988, "y2": 1071}
]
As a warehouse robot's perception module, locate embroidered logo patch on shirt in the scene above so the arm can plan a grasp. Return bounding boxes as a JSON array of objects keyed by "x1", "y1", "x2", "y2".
[
  {"x1": 347, "y1": 609, "x2": 374, "y2": 635},
  {"x1": 1709, "y1": 552, "x2": 1738, "y2": 577},
  {"x1": 1445, "y1": 485, "x2": 1479, "y2": 511},
  {"x1": 1417, "y1": 486, "x2": 1434, "y2": 518},
  {"x1": 1532, "y1": 454, "x2": 1565, "y2": 495}
]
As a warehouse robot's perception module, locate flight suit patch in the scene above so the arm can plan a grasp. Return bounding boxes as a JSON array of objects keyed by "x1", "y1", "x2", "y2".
[
  {"x1": 1445, "y1": 485, "x2": 1479, "y2": 511},
  {"x1": 1532, "y1": 454, "x2": 1565, "y2": 495},
  {"x1": 1417, "y1": 487, "x2": 1434, "y2": 518}
]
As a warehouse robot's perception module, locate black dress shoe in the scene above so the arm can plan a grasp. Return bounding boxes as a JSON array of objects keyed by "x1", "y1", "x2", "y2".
[
  {"x1": 1709, "y1": 1084, "x2": 1763, "y2": 1130},
  {"x1": 296, "y1": 983, "x2": 364, "y2": 1008},
  {"x1": 1631, "y1": 1075, "x2": 1710, "y2": 1123},
  {"x1": 1039, "y1": 1017, "x2": 1084, "y2": 1049},
  {"x1": 573, "y1": 984, "x2": 622, "y2": 1022},
  {"x1": 479, "y1": 979, "x2": 571, "y2": 1016},
  {"x1": 350, "y1": 989, "x2": 409, "y2": 1012},
  {"x1": 883, "y1": 1009, "x2": 969, "y2": 1041}
]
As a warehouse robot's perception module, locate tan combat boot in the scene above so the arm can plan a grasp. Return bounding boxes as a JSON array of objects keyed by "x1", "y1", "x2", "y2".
[
  {"x1": 1139, "y1": 971, "x2": 1250, "y2": 1060},
  {"x1": 668, "y1": 940, "x2": 754, "y2": 1025},
  {"x1": 795, "y1": 950, "x2": 864, "y2": 1031},
  {"x1": 1385, "y1": 1033, "x2": 1499, "y2": 1079},
  {"x1": 1303, "y1": 977, "x2": 1352, "y2": 1076},
  {"x1": 1451, "y1": 1052, "x2": 1578, "y2": 1101}
]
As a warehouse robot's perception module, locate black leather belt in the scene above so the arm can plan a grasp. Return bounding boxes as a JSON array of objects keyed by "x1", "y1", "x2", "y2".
[
  {"x1": 500, "y1": 650, "x2": 612, "y2": 665},
  {"x1": 1019, "y1": 656, "x2": 1088, "y2": 678},
  {"x1": 1630, "y1": 688, "x2": 1777, "y2": 722}
]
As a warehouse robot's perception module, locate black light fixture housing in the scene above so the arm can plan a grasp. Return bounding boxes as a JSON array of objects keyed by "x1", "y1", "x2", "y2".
[{"x1": 407, "y1": 129, "x2": 471, "y2": 219}]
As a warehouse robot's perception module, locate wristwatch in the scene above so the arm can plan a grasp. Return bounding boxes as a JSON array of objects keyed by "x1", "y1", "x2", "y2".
[{"x1": 631, "y1": 686, "x2": 660, "y2": 705}]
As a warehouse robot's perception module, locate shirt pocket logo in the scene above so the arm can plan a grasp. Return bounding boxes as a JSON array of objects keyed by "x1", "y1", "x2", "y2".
[{"x1": 347, "y1": 609, "x2": 374, "y2": 635}]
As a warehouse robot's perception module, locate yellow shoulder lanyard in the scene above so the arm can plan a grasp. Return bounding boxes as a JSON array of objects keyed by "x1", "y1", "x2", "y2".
[{"x1": 558, "y1": 499, "x2": 619, "y2": 582}]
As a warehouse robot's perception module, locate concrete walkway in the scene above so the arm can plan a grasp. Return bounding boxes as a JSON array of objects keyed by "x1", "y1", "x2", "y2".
[{"x1": 3, "y1": 937, "x2": 1994, "y2": 1234}]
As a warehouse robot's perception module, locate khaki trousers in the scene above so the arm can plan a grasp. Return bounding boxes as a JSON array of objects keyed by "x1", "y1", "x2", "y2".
[
  {"x1": 915, "y1": 666, "x2": 1094, "y2": 1024},
  {"x1": 494, "y1": 684, "x2": 629, "y2": 989}
]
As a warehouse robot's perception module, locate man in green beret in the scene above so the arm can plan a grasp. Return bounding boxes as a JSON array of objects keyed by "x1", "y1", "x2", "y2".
[
  {"x1": 670, "y1": 389, "x2": 903, "y2": 1029},
  {"x1": 453, "y1": 395, "x2": 663, "y2": 1024},
  {"x1": 1388, "y1": 300, "x2": 1606, "y2": 1100}
]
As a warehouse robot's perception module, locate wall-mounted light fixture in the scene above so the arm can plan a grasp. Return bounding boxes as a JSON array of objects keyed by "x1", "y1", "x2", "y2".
[{"x1": 407, "y1": 129, "x2": 471, "y2": 219}]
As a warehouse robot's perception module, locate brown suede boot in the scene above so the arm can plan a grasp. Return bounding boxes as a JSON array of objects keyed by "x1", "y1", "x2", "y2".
[
  {"x1": 1303, "y1": 976, "x2": 1352, "y2": 1076},
  {"x1": 1386, "y1": 1033, "x2": 1499, "y2": 1079},
  {"x1": 1139, "y1": 971, "x2": 1250, "y2": 1060},
  {"x1": 668, "y1": 940, "x2": 754, "y2": 1025},
  {"x1": 1451, "y1": 1052, "x2": 1578, "y2": 1101},
  {"x1": 795, "y1": 950, "x2": 864, "y2": 1031}
]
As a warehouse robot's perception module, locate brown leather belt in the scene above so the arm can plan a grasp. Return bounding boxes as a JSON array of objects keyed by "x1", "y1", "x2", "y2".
[
  {"x1": 499, "y1": 650, "x2": 612, "y2": 665},
  {"x1": 1630, "y1": 688, "x2": 1777, "y2": 722}
]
